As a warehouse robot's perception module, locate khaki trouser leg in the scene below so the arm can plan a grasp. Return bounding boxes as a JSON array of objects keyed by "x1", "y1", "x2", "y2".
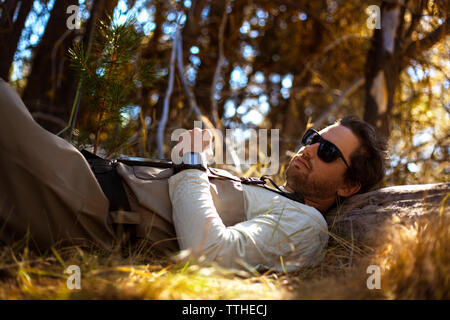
[{"x1": 0, "y1": 78, "x2": 116, "y2": 250}]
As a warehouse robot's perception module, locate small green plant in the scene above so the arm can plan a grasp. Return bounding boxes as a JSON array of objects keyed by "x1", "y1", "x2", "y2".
[{"x1": 69, "y1": 17, "x2": 156, "y2": 155}]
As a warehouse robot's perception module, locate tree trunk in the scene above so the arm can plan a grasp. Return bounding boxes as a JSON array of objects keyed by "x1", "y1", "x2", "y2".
[
  {"x1": 363, "y1": 1, "x2": 449, "y2": 138},
  {"x1": 363, "y1": 0, "x2": 404, "y2": 138},
  {"x1": 192, "y1": 1, "x2": 228, "y2": 115},
  {"x1": 326, "y1": 183, "x2": 450, "y2": 246},
  {"x1": 21, "y1": 0, "x2": 119, "y2": 134},
  {"x1": 21, "y1": 0, "x2": 79, "y2": 133},
  {"x1": 138, "y1": 0, "x2": 167, "y2": 156},
  {"x1": 0, "y1": 0, "x2": 33, "y2": 81}
]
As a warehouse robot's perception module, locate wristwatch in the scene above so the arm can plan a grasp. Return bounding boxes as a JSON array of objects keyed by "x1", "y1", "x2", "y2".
[{"x1": 173, "y1": 152, "x2": 208, "y2": 173}]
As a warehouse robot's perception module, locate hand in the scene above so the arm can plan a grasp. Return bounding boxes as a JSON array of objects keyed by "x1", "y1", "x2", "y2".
[{"x1": 178, "y1": 128, "x2": 214, "y2": 161}]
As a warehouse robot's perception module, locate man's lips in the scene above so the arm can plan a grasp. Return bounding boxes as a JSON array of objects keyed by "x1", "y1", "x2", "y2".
[{"x1": 294, "y1": 157, "x2": 310, "y2": 170}]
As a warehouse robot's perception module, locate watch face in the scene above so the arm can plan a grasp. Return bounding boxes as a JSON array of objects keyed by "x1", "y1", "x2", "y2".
[{"x1": 182, "y1": 152, "x2": 205, "y2": 166}]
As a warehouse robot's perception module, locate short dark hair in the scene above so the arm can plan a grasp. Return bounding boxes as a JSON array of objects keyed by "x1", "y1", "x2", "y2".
[{"x1": 337, "y1": 115, "x2": 388, "y2": 194}]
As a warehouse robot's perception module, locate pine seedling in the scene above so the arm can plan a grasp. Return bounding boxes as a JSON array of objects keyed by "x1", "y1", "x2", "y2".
[{"x1": 69, "y1": 17, "x2": 157, "y2": 155}]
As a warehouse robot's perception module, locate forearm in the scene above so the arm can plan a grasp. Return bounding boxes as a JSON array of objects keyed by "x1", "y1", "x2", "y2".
[{"x1": 168, "y1": 169, "x2": 228, "y2": 253}]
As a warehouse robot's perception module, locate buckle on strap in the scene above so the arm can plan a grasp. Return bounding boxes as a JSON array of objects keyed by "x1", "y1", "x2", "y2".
[{"x1": 239, "y1": 177, "x2": 266, "y2": 185}]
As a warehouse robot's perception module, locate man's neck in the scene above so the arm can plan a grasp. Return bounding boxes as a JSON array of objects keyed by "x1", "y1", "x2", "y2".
[
  {"x1": 304, "y1": 198, "x2": 333, "y2": 213},
  {"x1": 283, "y1": 183, "x2": 333, "y2": 213}
]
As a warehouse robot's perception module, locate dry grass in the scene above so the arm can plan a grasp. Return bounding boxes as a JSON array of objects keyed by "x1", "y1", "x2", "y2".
[
  {"x1": 0, "y1": 241, "x2": 286, "y2": 300},
  {"x1": 0, "y1": 195, "x2": 448, "y2": 300},
  {"x1": 283, "y1": 194, "x2": 450, "y2": 299}
]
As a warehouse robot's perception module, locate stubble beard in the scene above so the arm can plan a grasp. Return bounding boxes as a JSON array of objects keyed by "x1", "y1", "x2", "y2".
[{"x1": 285, "y1": 160, "x2": 338, "y2": 200}]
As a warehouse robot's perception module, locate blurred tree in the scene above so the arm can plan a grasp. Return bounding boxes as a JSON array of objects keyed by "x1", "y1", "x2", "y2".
[
  {"x1": 3, "y1": 0, "x2": 448, "y2": 184},
  {"x1": 0, "y1": 0, "x2": 33, "y2": 80},
  {"x1": 364, "y1": 0, "x2": 449, "y2": 137},
  {"x1": 21, "y1": 0, "x2": 79, "y2": 133}
]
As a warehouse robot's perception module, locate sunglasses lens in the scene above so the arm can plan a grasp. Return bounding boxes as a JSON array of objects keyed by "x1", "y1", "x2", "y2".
[
  {"x1": 302, "y1": 129, "x2": 318, "y2": 145},
  {"x1": 318, "y1": 141, "x2": 339, "y2": 163},
  {"x1": 300, "y1": 128, "x2": 348, "y2": 167}
]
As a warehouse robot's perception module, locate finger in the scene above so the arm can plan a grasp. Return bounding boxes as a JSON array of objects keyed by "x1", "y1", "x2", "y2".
[{"x1": 203, "y1": 129, "x2": 212, "y2": 141}]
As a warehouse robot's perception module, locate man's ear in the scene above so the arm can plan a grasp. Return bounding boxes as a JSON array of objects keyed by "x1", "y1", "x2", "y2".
[{"x1": 337, "y1": 180, "x2": 361, "y2": 197}]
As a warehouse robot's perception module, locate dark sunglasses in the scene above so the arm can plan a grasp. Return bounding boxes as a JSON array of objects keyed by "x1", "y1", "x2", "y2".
[{"x1": 300, "y1": 128, "x2": 350, "y2": 169}]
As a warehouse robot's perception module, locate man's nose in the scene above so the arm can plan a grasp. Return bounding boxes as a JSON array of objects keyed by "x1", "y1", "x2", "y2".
[{"x1": 302, "y1": 142, "x2": 318, "y2": 159}]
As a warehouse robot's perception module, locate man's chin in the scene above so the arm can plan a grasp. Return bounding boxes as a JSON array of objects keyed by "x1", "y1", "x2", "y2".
[
  {"x1": 286, "y1": 165, "x2": 308, "y2": 181},
  {"x1": 285, "y1": 170, "x2": 308, "y2": 192},
  {"x1": 286, "y1": 171, "x2": 337, "y2": 200}
]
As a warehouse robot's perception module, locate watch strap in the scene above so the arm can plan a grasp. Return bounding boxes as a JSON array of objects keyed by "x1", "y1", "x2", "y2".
[{"x1": 173, "y1": 152, "x2": 208, "y2": 174}]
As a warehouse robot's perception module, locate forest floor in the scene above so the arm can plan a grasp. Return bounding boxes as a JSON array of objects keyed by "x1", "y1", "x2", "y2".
[{"x1": 0, "y1": 203, "x2": 448, "y2": 300}]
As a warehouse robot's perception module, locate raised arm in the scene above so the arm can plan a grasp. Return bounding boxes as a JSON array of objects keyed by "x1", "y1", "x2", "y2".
[{"x1": 168, "y1": 128, "x2": 327, "y2": 271}]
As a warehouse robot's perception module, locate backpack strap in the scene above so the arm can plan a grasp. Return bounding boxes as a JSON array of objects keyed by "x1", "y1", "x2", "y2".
[
  {"x1": 208, "y1": 168, "x2": 305, "y2": 204},
  {"x1": 81, "y1": 150, "x2": 131, "y2": 212},
  {"x1": 242, "y1": 175, "x2": 305, "y2": 204},
  {"x1": 81, "y1": 150, "x2": 305, "y2": 208}
]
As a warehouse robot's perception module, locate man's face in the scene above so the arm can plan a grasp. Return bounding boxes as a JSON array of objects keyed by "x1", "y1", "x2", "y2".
[{"x1": 285, "y1": 124, "x2": 360, "y2": 200}]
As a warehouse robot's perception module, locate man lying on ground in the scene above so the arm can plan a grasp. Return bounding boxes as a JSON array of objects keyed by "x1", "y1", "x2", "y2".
[{"x1": 0, "y1": 78, "x2": 387, "y2": 271}]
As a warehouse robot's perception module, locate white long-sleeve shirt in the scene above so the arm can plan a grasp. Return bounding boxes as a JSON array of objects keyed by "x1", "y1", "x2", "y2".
[{"x1": 168, "y1": 169, "x2": 329, "y2": 272}]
